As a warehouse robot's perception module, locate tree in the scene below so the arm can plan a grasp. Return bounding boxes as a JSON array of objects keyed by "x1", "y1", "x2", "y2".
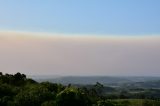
[
  {"x1": 41, "y1": 101, "x2": 56, "y2": 106},
  {"x1": 56, "y1": 87, "x2": 91, "y2": 106},
  {"x1": 40, "y1": 82, "x2": 59, "y2": 93},
  {"x1": 0, "y1": 72, "x2": 2, "y2": 76},
  {"x1": 93, "y1": 82, "x2": 104, "y2": 96},
  {"x1": 14, "y1": 85, "x2": 55, "y2": 106}
]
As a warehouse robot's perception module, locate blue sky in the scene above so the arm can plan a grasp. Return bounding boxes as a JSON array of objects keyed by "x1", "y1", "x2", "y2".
[{"x1": 0, "y1": 0, "x2": 160, "y2": 36}]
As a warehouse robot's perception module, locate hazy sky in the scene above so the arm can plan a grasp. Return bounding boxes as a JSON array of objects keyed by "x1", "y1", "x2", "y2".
[
  {"x1": 0, "y1": 31, "x2": 160, "y2": 76},
  {"x1": 0, "y1": 1, "x2": 160, "y2": 76},
  {"x1": 0, "y1": 0, "x2": 160, "y2": 35}
]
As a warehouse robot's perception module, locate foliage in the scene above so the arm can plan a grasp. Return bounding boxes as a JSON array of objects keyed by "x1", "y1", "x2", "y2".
[
  {"x1": 56, "y1": 87, "x2": 91, "y2": 106},
  {"x1": 0, "y1": 72, "x2": 160, "y2": 106}
]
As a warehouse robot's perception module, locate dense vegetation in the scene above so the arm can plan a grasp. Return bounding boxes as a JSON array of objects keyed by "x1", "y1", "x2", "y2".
[{"x1": 0, "y1": 72, "x2": 160, "y2": 106}]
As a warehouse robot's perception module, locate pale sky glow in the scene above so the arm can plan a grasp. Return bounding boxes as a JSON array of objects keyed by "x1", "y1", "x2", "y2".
[
  {"x1": 0, "y1": 31, "x2": 160, "y2": 76},
  {"x1": 0, "y1": 30, "x2": 159, "y2": 39}
]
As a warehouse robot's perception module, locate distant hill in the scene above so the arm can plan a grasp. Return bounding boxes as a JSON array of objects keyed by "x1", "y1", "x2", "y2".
[{"x1": 30, "y1": 76, "x2": 160, "y2": 85}]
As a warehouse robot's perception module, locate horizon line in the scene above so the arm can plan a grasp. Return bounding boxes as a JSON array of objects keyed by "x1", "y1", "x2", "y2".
[{"x1": 0, "y1": 30, "x2": 160, "y2": 39}]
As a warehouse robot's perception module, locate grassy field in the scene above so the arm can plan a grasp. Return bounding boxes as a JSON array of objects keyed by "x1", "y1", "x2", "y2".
[{"x1": 110, "y1": 99, "x2": 160, "y2": 106}]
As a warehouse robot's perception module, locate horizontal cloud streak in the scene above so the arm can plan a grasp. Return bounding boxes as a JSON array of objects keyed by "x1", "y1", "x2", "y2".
[{"x1": 0, "y1": 31, "x2": 160, "y2": 76}]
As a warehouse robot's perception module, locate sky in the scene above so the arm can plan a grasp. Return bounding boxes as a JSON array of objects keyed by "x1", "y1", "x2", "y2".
[
  {"x1": 0, "y1": 0, "x2": 160, "y2": 76},
  {"x1": 0, "y1": 0, "x2": 160, "y2": 35}
]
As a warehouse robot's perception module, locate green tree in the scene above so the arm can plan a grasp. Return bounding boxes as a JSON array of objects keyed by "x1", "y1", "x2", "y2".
[
  {"x1": 41, "y1": 101, "x2": 56, "y2": 106},
  {"x1": 56, "y1": 87, "x2": 91, "y2": 106},
  {"x1": 14, "y1": 85, "x2": 55, "y2": 106}
]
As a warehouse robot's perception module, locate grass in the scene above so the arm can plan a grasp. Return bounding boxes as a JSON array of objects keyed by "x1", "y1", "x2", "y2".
[{"x1": 109, "y1": 99, "x2": 160, "y2": 106}]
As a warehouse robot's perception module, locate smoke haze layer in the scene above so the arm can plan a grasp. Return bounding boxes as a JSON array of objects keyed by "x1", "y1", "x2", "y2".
[{"x1": 0, "y1": 31, "x2": 160, "y2": 76}]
